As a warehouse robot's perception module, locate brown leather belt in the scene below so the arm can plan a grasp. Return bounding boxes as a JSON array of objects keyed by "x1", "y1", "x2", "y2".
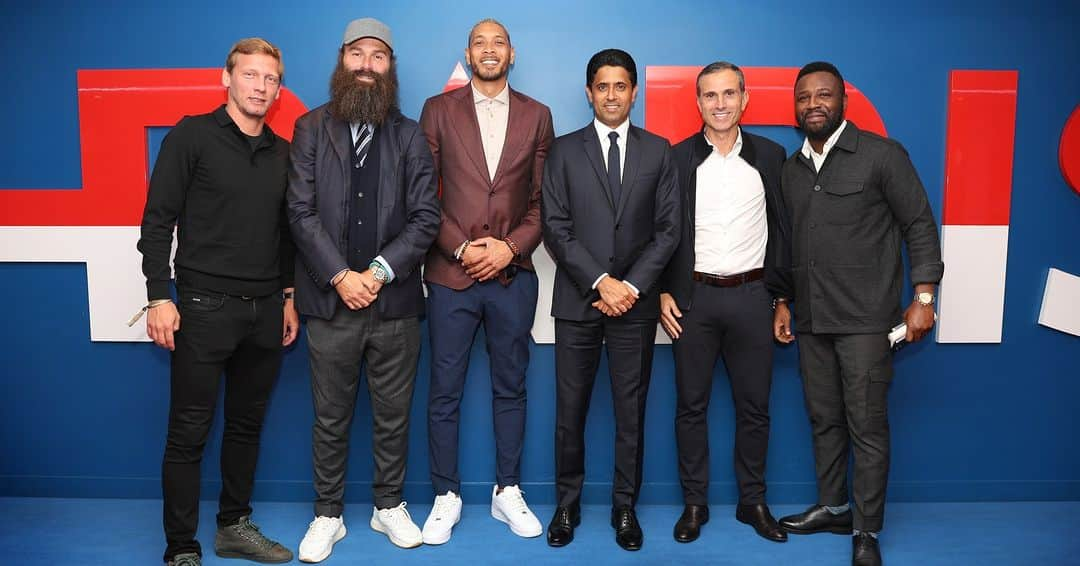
[{"x1": 692, "y1": 268, "x2": 764, "y2": 287}]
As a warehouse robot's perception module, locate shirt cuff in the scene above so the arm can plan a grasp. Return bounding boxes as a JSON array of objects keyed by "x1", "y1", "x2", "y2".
[
  {"x1": 374, "y1": 255, "x2": 396, "y2": 282},
  {"x1": 329, "y1": 268, "x2": 348, "y2": 287},
  {"x1": 591, "y1": 273, "x2": 609, "y2": 290},
  {"x1": 624, "y1": 280, "x2": 640, "y2": 297}
]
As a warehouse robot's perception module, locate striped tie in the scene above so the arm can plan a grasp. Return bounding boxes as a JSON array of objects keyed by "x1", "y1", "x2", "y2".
[{"x1": 354, "y1": 123, "x2": 374, "y2": 167}]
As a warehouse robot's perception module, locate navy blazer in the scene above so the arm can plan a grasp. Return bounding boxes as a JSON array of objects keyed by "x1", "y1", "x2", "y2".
[
  {"x1": 661, "y1": 129, "x2": 791, "y2": 310},
  {"x1": 541, "y1": 122, "x2": 682, "y2": 321},
  {"x1": 287, "y1": 105, "x2": 440, "y2": 320}
]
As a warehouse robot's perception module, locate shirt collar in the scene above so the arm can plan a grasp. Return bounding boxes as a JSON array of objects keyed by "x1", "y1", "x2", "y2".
[
  {"x1": 472, "y1": 82, "x2": 510, "y2": 105},
  {"x1": 800, "y1": 119, "x2": 848, "y2": 159},
  {"x1": 703, "y1": 127, "x2": 743, "y2": 158},
  {"x1": 593, "y1": 118, "x2": 630, "y2": 143},
  {"x1": 213, "y1": 104, "x2": 276, "y2": 144}
]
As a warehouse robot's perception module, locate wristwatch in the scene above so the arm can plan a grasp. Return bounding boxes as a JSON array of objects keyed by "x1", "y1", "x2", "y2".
[
  {"x1": 915, "y1": 292, "x2": 935, "y2": 306},
  {"x1": 370, "y1": 261, "x2": 390, "y2": 284}
]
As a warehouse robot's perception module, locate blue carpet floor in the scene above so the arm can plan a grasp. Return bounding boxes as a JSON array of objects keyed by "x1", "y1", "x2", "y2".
[{"x1": 0, "y1": 498, "x2": 1076, "y2": 565}]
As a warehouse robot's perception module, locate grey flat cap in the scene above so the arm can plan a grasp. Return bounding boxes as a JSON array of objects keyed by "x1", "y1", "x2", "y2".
[{"x1": 342, "y1": 18, "x2": 393, "y2": 51}]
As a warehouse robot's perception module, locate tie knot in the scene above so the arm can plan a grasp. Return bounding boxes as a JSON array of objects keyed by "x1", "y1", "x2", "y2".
[{"x1": 608, "y1": 131, "x2": 620, "y2": 143}]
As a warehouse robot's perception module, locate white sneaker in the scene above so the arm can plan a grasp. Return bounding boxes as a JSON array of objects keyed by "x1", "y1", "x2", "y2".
[
  {"x1": 491, "y1": 485, "x2": 543, "y2": 538},
  {"x1": 298, "y1": 515, "x2": 346, "y2": 563},
  {"x1": 422, "y1": 491, "x2": 463, "y2": 545},
  {"x1": 370, "y1": 502, "x2": 423, "y2": 548}
]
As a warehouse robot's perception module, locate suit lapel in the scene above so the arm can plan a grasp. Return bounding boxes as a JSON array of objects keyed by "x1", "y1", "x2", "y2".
[
  {"x1": 449, "y1": 86, "x2": 493, "y2": 185},
  {"x1": 582, "y1": 126, "x2": 616, "y2": 212},
  {"x1": 491, "y1": 89, "x2": 526, "y2": 187},
  {"x1": 615, "y1": 126, "x2": 642, "y2": 221},
  {"x1": 326, "y1": 110, "x2": 351, "y2": 180}
]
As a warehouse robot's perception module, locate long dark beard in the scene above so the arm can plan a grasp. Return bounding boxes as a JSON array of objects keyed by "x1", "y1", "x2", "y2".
[{"x1": 328, "y1": 60, "x2": 399, "y2": 124}]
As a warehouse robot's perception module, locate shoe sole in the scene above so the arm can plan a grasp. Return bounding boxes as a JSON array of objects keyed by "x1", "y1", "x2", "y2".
[
  {"x1": 298, "y1": 525, "x2": 347, "y2": 563},
  {"x1": 781, "y1": 524, "x2": 854, "y2": 535},
  {"x1": 370, "y1": 517, "x2": 422, "y2": 549},
  {"x1": 214, "y1": 550, "x2": 293, "y2": 564},
  {"x1": 421, "y1": 513, "x2": 460, "y2": 545},
  {"x1": 491, "y1": 504, "x2": 543, "y2": 538}
]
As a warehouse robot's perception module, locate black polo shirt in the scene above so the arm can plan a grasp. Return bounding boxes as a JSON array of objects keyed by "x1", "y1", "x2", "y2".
[{"x1": 138, "y1": 105, "x2": 295, "y2": 299}]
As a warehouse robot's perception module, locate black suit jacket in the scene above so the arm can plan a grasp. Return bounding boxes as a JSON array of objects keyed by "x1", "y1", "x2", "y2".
[
  {"x1": 661, "y1": 129, "x2": 791, "y2": 310},
  {"x1": 542, "y1": 123, "x2": 681, "y2": 321},
  {"x1": 287, "y1": 105, "x2": 440, "y2": 320}
]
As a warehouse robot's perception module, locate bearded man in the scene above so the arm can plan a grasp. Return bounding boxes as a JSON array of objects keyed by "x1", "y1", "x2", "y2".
[{"x1": 286, "y1": 17, "x2": 440, "y2": 561}]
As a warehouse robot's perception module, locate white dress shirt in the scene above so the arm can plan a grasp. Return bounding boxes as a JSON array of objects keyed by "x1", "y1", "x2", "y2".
[
  {"x1": 593, "y1": 118, "x2": 630, "y2": 182},
  {"x1": 472, "y1": 83, "x2": 510, "y2": 182},
  {"x1": 694, "y1": 128, "x2": 767, "y2": 276},
  {"x1": 800, "y1": 119, "x2": 849, "y2": 173}
]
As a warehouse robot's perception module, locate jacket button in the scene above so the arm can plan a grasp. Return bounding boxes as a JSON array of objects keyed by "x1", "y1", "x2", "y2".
[
  {"x1": 810, "y1": 222, "x2": 816, "y2": 229},
  {"x1": 809, "y1": 260, "x2": 816, "y2": 267},
  {"x1": 609, "y1": 256, "x2": 614, "y2": 262},
  {"x1": 483, "y1": 224, "x2": 490, "y2": 230},
  {"x1": 813, "y1": 184, "x2": 821, "y2": 192}
]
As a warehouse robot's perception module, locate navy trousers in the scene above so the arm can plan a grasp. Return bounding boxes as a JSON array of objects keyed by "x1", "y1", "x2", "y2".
[{"x1": 426, "y1": 271, "x2": 538, "y2": 495}]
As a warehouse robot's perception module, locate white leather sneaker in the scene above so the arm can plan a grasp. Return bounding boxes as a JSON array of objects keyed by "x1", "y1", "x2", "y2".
[
  {"x1": 491, "y1": 485, "x2": 543, "y2": 537},
  {"x1": 298, "y1": 515, "x2": 346, "y2": 563},
  {"x1": 422, "y1": 491, "x2": 463, "y2": 545},
  {"x1": 370, "y1": 502, "x2": 423, "y2": 548}
]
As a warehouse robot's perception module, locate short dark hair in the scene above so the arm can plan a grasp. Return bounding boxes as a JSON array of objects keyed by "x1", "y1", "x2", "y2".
[
  {"x1": 468, "y1": 18, "x2": 511, "y2": 46},
  {"x1": 796, "y1": 61, "x2": 845, "y2": 97},
  {"x1": 586, "y1": 48, "x2": 637, "y2": 87},
  {"x1": 697, "y1": 61, "x2": 745, "y2": 94}
]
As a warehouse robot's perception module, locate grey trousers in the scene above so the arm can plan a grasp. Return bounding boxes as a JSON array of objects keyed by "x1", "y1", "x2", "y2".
[
  {"x1": 306, "y1": 305, "x2": 420, "y2": 515},
  {"x1": 797, "y1": 332, "x2": 893, "y2": 532}
]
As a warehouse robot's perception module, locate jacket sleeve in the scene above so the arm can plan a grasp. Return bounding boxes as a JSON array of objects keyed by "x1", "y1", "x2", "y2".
[
  {"x1": 137, "y1": 118, "x2": 196, "y2": 301},
  {"x1": 541, "y1": 141, "x2": 608, "y2": 294},
  {"x1": 506, "y1": 105, "x2": 554, "y2": 258},
  {"x1": 376, "y1": 125, "x2": 441, "y2": 280},
  {"x1": 882, "y1": 142, "x2": 944, "y2": 286},
  {"x1": 623, "y1": 143, "x2": 683, "y2": 296},
  {"x1": 419, "y1": 98, "x2": 469, "y2": 261},
  {"x1": 286, "y1": 113, "x2": 349, "y2": 288}
]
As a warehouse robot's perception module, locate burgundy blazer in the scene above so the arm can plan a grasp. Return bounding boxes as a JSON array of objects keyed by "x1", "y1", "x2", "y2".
[{"x1": 419, "y1": 84, "x2": 554, "y2": 290}]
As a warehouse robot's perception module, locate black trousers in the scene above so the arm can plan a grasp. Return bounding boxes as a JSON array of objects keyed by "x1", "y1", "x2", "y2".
[
  {"x1": 162, "y1": 287, "x2": 284, "y2": 562},
  {"x1": 797, "y1": 332, "x2": 893, "y2": 532},
  {"x1": 554, "y1": 316, "x2": 657, "y2": 509},
  {"x1": 673, "y1": 279, "x2": 774, "y2": 505},
  {"x1": 306, "y1": 305, "x2": 420, "y2": 514}
]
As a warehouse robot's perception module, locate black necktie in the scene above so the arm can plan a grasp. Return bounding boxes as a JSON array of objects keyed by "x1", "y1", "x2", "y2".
[
  {"x1": 354, "y1": 123, "x2": 373, "y2": 167},
  {"x1": 607, "y1": 131, "x2": 622, "y2": 205}
]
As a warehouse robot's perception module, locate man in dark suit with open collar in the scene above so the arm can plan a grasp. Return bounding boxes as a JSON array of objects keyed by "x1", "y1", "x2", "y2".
[
  {"x1": 541, "y1": 48, "x2": 681, "y2": 551},
  {"x1": 417, "y1": 18, "x2": 554, "y2": 544},
  {"x1": 288, "y1": 18, "x2": 440, "y2": 560},
  {"x1": 659, "y1": 61, "x2": 790, "y2": 545}
]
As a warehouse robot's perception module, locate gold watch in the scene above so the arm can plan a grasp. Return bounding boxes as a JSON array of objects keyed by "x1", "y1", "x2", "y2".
[{"x1": 915, "y1": 292, "x2": 935, "y2": 306}]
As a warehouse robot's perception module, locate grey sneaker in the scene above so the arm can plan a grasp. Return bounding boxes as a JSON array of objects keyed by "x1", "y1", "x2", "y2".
[
  {"x1": 214, "y1": 515, "x2": 294, "y2": 563},
  {"x1": 166, "y1": 553, "x2": 201, "y2": 566}
]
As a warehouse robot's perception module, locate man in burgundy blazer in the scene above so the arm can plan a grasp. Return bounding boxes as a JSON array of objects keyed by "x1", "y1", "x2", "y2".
[{"x1": 417, "y1": 19, "x2": 554, "y2": 545}]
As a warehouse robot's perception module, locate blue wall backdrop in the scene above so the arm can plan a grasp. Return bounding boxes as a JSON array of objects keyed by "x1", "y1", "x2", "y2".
[{"x1": 1, "y1": 0, "x2": 1078, "y2": 506}]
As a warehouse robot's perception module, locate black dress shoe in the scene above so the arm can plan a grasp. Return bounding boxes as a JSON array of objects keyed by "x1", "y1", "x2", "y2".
[
  {"x1": 611, "y1": 506, "x2": 643, "y2": 551},
  {"x1": 778, "y1": 504, "x2": 854, "y2": 535},
  {"x1": 736, "y1": 503, "x2": 788, "y2": 542},
  {"x1": 547, "y1": 506, "x2": 580, "y2": 547},
  {"x1": 673, "y1": 504, "x2": 709, "y2": 543},
  {"x1": 852, "y1": 532, "x2": 882, "y2": 566}
]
